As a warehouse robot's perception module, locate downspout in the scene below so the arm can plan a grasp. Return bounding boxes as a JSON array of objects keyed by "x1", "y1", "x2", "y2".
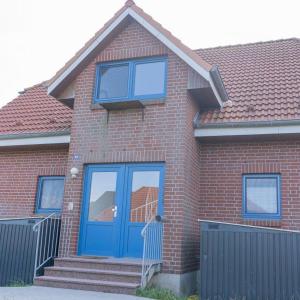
[{"x1": 209, "y1": 65, "x2": 229, "y2": 103}]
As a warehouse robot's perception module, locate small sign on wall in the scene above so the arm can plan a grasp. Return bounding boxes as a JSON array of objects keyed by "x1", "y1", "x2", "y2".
[{"x1": 73, "y1": 154, "x2": 80, "y2": 161}]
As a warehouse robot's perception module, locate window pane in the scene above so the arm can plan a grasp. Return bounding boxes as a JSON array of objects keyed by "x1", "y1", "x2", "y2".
[
  {"x1": 88, "y1": 172, "x2": 117, "y2": 222},
  {"x1": 134, "y1": 61, "x2": 166, "y2": 96},
  {"x1": 40, "y1": 178, "x2": 64, "y2": 210},
  {"x1": 246, "y1": 178, "x2": 278, "y2": 214},
  {"x1": 130, "y1": 171, "x2": 160, "y2": 223},
  {"x1": 99, "y1": 64, "x2": 129, "y2": 99}
]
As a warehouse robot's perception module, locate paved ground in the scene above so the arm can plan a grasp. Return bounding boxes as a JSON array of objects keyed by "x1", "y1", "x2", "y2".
[{"x1": 0, "y1": 286, "x2": 148, "y2": 300}]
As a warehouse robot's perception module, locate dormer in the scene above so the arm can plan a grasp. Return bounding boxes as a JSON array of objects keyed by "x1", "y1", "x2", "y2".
[{"x1": 48, "y1": 0, "x2": 228, "y2": 110}]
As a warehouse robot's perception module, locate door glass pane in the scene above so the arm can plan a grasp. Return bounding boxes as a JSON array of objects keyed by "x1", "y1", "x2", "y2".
[
  {"x1": 246, "y1": 177, "x2": 278, "y2": 214},
  {"x1": 40, "y1": 178, "x2": 64, "y2": 209},
  {"x1": 130, "y1": 171, "x2": 160, "y2": 223},
  {"x1": 134, "y1": 61, "x2": 166, "y2": 96},
  {"x1": 88, "y1": 172, "x2": 117, "y2": 222},
  {"x1": 98, "y1": 64, "x2": 129, "y2": 99}
]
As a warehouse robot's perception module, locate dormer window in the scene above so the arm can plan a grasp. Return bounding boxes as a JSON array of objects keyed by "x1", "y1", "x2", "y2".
[{"x1": 94, "y1": 57, "x2": 167, "y2": 103}]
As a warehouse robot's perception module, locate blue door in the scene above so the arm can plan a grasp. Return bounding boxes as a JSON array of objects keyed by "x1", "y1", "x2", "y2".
[{"x1": 79, "y1": 163, "x2": 164, "y2": 257}]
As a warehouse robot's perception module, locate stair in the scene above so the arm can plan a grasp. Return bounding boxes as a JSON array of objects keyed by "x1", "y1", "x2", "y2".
[{"x1": 34, "y1": 257, "x2": 142, "y2": 295}]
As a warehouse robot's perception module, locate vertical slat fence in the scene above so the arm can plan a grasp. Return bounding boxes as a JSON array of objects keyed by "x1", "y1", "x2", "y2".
[
  {"x1": 0, "y1": 217, "x2": 60, "y2": 286},
  {"x1": 200, "y1": 221, "x2": 300, "y2": 300}
]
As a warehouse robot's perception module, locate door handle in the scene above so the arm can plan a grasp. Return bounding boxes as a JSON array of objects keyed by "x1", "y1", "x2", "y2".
[{"x1": 112, "y1": 205, "x2": 118, "y2": 218}]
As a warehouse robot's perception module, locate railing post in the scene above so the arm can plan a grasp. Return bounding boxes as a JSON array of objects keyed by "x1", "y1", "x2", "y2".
[{"x1": 33, "y1": 224, "x2": 41, "y2": 278}]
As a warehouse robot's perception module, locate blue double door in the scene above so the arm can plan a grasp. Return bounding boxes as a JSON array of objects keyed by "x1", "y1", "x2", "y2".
[{"x1": 79, "y1": 163, "x2": 164, "y2": 258}]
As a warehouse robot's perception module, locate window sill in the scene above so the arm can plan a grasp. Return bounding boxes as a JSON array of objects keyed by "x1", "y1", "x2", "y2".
[
  {"x1": 242, "y1": 218, "x2": 282, "y2": 228},
  {"x1": 35, "y1": 210, "x2": 61, "y2": 215},
  {"x1": 90, "y1": 98, "x2": 165, "y2": 110}
]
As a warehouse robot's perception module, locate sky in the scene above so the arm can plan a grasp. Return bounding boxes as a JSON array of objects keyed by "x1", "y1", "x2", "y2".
[{"x1": 0, "y1": 0, "x2": 299, "y2": 108}]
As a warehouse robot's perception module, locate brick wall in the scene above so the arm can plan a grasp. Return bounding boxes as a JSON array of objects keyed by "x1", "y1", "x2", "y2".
[
  {"x1": 199, "y1": 140, "x2": 300, "y2": 230},
  {"x1": 60, "y1": 18, "x2": 200, "y2": 274},
  {"x1": 0, "y1": 146, "x2": 68, "y2": 218}
]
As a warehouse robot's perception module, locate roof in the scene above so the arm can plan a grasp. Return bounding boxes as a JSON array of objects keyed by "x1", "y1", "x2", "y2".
[
  {"x1": 47, "y1": 0, "x2": 226, "y2": 105},
  {"x1": 196, "y1": 38, "x2": 300, "y2": 125},
  {"x1": 1, "y1": 13, "x2": 299, "y2": 136},
  {"x1": 0, "y1": 83, "x2": 72, "y2": 137}
]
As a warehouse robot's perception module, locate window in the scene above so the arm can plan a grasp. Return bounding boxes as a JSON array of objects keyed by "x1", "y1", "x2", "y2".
[
  {"x1": 36, "y1": 176, "x2": 65, "y2": 213},
  {"x1": 243, "y1": 174, "x2": 281, "y2": 219},
  {"x1": 94, "y1": 57, "x2": 167, "y2": 102}
]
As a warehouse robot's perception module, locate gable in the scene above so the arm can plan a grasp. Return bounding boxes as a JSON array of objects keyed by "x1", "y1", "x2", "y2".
[
  {"x1": 47, "y1": 1, "x2": 227, "y2": 107},
  {"x1": 94, "y1": 19, "x2": 168, "y2": 62}
]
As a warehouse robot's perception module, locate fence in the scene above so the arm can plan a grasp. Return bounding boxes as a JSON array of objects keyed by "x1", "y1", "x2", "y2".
[
  {"x1": 200, "y1": 220, "x2": 300, "y2": 300},
  {"x1": 0, "y1": 217, "x2": 60, "y2": 286}
]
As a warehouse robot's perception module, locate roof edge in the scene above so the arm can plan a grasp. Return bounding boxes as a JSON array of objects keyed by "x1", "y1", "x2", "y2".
[
  {"x1": 197, "y1": 119, "x2": 300, "y2": 129},
  {"x1": 0, "y1": 132, "x2": 70, "y2": 147},
  {"x1": 0, "y1": 130, "x2": 70, "y2": 140},
  {"x1": 194, "y1": 119, "x2": 300, "y2": 138},
  {"x1": 194, "y1": 37, "x2": 300, "y2": 52}
]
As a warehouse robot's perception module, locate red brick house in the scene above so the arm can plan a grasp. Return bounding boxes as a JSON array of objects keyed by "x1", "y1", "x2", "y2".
[{"x1": 1, "y1": 0, "x2": 300, "y2": 295}]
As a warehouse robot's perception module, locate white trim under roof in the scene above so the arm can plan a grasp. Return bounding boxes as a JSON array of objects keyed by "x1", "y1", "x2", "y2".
[
  {"x1": 47, "y1": 7, "x2": 222, "y2": 106},
  {"x1": 194, "y1": 124, "x2": 300, "y2": 138},
  {"x1": 0, "y1": 134, "x2": 70, "y2": 147}
]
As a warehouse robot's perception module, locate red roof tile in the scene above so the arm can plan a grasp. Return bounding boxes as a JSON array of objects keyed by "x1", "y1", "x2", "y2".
[
  {"x1": 2, "y1": 38, "x2": 299, "y2": 136},
  {"x1": 196, "y1": 38, "x2": 300, "y2": 124},
  {"x1": 0, "y1": 83, "x2": 72, "y2": 136}
]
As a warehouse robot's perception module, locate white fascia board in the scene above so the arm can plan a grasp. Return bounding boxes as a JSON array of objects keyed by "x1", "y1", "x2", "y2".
[
  {"x1": 128, "y1": 10, "x2": 210, "y2": 81},
  {"x1": 48, "y1": 7, "x2": 222, "y2": 105},
  {"x1": 194, "y1": 125, "x2": 300, "y2": 138},
  {"x1": 0, "y1": 135, "x2": 70, "y2": 147}
]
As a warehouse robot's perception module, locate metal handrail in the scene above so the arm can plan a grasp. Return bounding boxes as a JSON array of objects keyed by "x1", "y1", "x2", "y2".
[
  {"x1": 33, "y1": 213, "x2": 56, "y2": 230},
  {"x1": 141, "y1": 215, "x2": 163, "y2": 287},
  {"x1": 33, "y1": 213, "x2": 61, "y2": 278},
  {"x1": 131, "y1": 200, "x2": 158, "y2": 223}
]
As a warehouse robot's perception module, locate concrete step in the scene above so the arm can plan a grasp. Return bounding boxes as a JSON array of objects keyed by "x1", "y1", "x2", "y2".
[
  {"x1": 44, "y1": 266, "x2": 141, "y2": 283},
  {"x1": 55, "y1": 257, "x2": 143, "y2": 273},
  {"x1": 34, "y1": 276, "x2": 139, "y2": 295}
]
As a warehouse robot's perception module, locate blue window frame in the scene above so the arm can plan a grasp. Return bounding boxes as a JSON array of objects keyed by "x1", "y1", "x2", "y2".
[
  {"x1": 36, "y1": 176, "x2": 65, "y2": 214},
  {"x1": 242, "y1": 174, "x2": 281, "y2": 220},
  {"x1": 94, "y1": 57, "x2": 167, "y2": 103}
]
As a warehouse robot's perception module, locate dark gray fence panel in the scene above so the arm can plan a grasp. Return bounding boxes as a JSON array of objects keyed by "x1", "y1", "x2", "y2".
[
  {"x1": 200, "y1": 221, "x2": 300, "y2": 300},
  {"x1": 0, "y1": 217, "x2": 60, "y2": 286},
  {"x1": 0, "y1": 223, "x2": 37, "y2": 286}
]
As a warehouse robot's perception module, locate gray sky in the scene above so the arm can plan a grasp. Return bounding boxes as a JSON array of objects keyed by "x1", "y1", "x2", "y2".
[{"x1": 0, "y1": 0, "x2": 299, "y2": 108}]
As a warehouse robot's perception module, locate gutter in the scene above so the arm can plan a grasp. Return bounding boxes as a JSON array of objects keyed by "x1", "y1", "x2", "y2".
[
  {"x1": 196, "y1": 119, "x2": 300, "y2": 129},
  {"x1": 194, "y1": 119, "x2": 300, "y2": 138},
  {"x1": 0, "y1": 131, "x2": 71, "y2": 147},
  {"x1": 0, "y1": 130, "x2": 70, "y2": 140}
]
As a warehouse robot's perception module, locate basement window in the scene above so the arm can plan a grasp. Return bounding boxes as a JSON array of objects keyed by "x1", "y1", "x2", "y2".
[
  {"x1": 36, "y1": 176, "x2": 65, "y2": 214},
  {"x1": 242, "y1": 174, "x2": 281, "y2": 220},
  {"x1": 94, "y1": 57, "x2": 167, "y2": 103}
]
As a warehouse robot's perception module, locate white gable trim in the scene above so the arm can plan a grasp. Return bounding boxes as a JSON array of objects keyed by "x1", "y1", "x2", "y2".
[
  {"x1": 0, "y1": 134, "x2": 70, "y2": 147},
  {"x1": 128, "y1": 10, "x2": 222, "y2": 106},
  {"x1": 47, "y1": 8, "x2": 222, "y2": 105},
  {"x1": 194, "y1": 125, "x2": 300, "y2": 138},
  {"x1": 128, "y1": 9, "x2": 210, "y2": 80}
]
